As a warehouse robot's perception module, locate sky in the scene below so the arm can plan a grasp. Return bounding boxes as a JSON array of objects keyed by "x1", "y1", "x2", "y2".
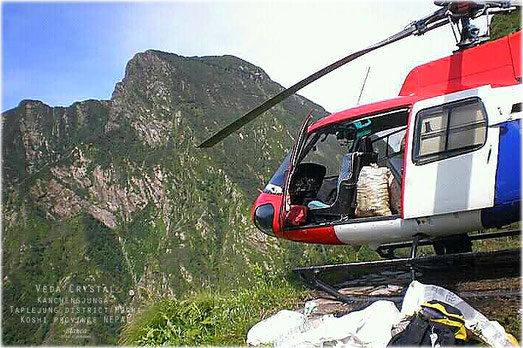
[{"x1": 1, "y1": 1, "x2": 490, "y2": 113}]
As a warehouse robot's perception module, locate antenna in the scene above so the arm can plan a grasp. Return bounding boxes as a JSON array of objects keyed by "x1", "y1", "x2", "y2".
[{"x1": 356, "y1": 66, "x2": 371, "y2": 105}]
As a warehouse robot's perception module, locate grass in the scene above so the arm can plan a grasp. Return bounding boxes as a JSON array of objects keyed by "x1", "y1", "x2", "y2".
[
  {"x1": 490, "y1": 8, "x2": 521, "y2": 41},
  {"x1": 119, "y1": 265, "x2": 308, "y2": 346}
]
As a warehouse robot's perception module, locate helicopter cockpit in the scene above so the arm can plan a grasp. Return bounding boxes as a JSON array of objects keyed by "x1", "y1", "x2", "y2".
[{"x1": 275, "y1": 108, "x2": 409, "y2": 227}]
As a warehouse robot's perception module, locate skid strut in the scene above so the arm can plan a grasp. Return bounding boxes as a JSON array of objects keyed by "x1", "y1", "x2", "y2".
[
  {"x1": 409, "y1": 234, "x2": 422, "y2": 281},
  {"x1": 299, "y1": 270, "x2": 404, "y2": 305},
  {"x1": 300, "y1": 272, "x2": 358, "y2": 304}
]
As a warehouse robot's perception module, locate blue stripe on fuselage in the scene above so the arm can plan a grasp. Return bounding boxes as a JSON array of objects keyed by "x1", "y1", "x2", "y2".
[
  {"x1": 481, "y1": 119, "x2": 521, "y2": 229},
  {"x1": 494, "y1": 119, "x2": 521, "y2": 205}
]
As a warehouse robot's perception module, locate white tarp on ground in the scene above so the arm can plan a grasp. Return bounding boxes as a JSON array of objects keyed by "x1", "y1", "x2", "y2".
[{"x1": 246, "y1": 281, "x2": 516, "y2": 347}]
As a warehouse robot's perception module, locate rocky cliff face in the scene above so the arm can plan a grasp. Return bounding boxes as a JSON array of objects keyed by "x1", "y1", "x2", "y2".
[{"x1": 2, "y1": 50, "x2": 329, "y2": 345}]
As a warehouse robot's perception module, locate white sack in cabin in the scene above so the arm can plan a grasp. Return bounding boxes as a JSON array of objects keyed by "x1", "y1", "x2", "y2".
[{"x1": 355, "y1": 164, "x2": 393, "y2": 217}]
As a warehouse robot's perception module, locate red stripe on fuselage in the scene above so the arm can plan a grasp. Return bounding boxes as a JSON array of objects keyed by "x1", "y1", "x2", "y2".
[{"x1": 281, "y1": 226, "x2": 344, "y2": 245}]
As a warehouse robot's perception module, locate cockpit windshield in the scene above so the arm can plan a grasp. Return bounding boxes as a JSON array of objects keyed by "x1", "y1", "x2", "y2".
[{"x1": 264, "y1": 154, "x2": 290, "y2": 194}]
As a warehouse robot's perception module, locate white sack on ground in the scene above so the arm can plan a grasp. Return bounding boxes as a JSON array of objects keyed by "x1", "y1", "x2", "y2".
[
  {"x1": 246, "y1": 309, "x2": 306, "y2": 346},
  {"x1": 355, "y1": 164, "x2": 392, "y2": 217},
  {"x1": 401, "y1": 281, "x2": 516, "y2": 347},
  {"x1": 274, "y1": 300, "x2": 401, "y2": 347}
]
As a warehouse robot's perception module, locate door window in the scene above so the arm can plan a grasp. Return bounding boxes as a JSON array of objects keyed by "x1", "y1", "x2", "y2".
[{"x1": 413, "y1": 98, "x2": 487, "y2": 165}]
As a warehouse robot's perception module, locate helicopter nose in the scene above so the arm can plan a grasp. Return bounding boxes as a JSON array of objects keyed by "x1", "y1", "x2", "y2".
[{"x1": 253, "y1": 204, "x2": 275, "y2": 237}]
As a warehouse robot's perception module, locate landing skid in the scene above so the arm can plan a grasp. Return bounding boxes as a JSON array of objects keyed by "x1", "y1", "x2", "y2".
[{"x1": 376, "y1": 229, "x2": 521, "y2": 259}]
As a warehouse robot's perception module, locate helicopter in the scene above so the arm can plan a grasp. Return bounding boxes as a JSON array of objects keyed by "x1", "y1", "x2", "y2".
[{"x1": 199, "y1": 1, "x2": 522, "y2": 258}]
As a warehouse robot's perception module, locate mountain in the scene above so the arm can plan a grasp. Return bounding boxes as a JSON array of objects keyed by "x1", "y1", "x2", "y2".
[{"x1": 2, "y1": 51, "x2": 333, "y2": 345}]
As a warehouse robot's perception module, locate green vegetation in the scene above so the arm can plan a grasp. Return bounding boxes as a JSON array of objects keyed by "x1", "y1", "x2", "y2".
[
  {"x1": 1, "y1": 51, "x2": 331, "y2": 345},
  {"x1": 117, "y1": 243, "x2": 380, "y2": 346},
  {"x1": 489, "y1": 8, "x2": 521, "y2": 40},
  {"x1": 119, "y1": 267, "x2": 307, "y2": 346},
  {"x1": 2, "y1": 213, "x2": 132, "y2": 345}
]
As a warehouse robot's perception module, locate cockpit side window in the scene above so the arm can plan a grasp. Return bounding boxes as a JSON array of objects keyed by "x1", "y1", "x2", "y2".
[
  {"x1": 300, "y1": 130, "x2": 347, "y2": 177},
  {"x1": 371, "y1": 126, "x2": 408, "y2": 164}
]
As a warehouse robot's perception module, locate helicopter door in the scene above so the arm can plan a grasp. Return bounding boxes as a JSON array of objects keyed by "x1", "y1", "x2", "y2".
[
  {"x1": 279, "y1": 111, "x2": 313, "y2": 228},
  {"x1": 403, "y1": 86, "x2": 499, "y2": 219}
]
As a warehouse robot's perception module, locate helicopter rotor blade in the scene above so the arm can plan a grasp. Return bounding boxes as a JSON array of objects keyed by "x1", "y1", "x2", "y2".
[{"x1": 198, "y1": 6, "x2": 450, "y2": 148}]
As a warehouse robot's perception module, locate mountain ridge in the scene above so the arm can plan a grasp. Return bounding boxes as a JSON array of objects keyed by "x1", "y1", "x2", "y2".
[{"x1": 2, "y1": 49, "x2": 343, "y2": 345}]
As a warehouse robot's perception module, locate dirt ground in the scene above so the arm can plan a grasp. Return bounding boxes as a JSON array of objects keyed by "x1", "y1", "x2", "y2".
[{"x1": 461, "y1": 278, "x2": 521, "y2": 339}]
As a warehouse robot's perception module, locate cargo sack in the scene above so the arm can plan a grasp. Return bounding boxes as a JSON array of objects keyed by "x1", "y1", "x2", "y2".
[
  {"x1": 355, "y1": 164, "x2": 392, "y2": 217},
  {"x1": 388, "y1": 300, "x2": 468, "y2": 346}
]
